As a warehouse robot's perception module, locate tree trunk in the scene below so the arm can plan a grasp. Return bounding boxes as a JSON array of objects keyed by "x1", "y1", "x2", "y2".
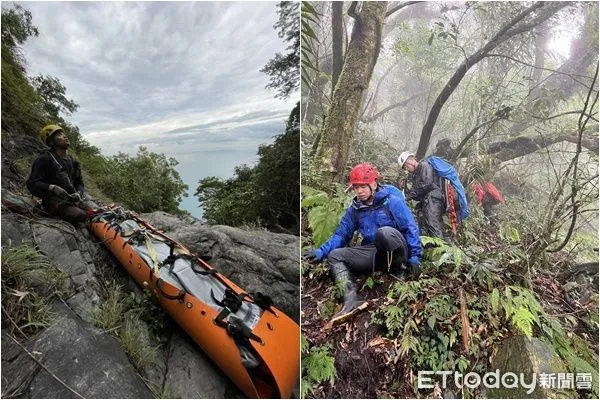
[
  {"x1": 414, "y1": 1, "x2": 570, "y2": 159},
  {"x1": 314, "y1": 1, "x2": 388, "y2": 184},
  {"x1": 531, "y1": 22, "x2": 549, "y2": 86},
  {"x1": 331, "y1": 1, "x2": 344, "y2": 92}
]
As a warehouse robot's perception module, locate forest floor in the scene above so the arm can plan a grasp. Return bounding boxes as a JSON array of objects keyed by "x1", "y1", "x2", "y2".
[{"x1": 301, "y1": 227, "x2": 599, "y2": 399}]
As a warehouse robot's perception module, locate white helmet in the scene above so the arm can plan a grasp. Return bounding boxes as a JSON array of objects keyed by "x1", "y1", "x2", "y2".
[{"x1": 398, "y1": 151, "x2": 415, "y2": 168}]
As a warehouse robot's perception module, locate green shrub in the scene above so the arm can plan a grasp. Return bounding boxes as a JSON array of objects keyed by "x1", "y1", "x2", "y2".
[
  {"x1": 1, "y1": 245, "x2": 57, "y2": 335},
  {"x1": 301, "y1": 185, "x2": 351, "y2": 246},
  {"x1": 301, "y1": 342, "x2": 337, "y2": 398},
  {"x1": 82, "y1": 147, "x2": 188, "y2": 214}
]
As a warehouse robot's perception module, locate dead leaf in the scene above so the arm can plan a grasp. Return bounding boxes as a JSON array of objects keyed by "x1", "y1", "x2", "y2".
[
  {"x1": 477, "y1": 323, "x2": 486, "y2": 334},
  {"x1": 345, "y1": 328, "x2": 352, "y2": 342},
  {"x1": 7, "y1": 288, "x2": 29, "y2": 302},
  {"x1": 368, "y1": 337, "x2": 389, "y2": 347},
  {"x1": 431, "y1": 382, "x2": 443, "y2": 398}
]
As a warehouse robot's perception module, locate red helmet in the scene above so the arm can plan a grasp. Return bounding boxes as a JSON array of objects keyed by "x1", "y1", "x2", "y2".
[{"x1": 349, "y1": 163, "x2": 379, "y2": 185}]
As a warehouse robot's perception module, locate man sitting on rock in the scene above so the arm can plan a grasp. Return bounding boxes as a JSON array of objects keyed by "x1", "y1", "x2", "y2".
[
  {"x1": 302, "y1": 163, "x2": 422, "y2": 324},
  {"x1": 27, "y1": 124, "x2": 96, "y2": 224}
]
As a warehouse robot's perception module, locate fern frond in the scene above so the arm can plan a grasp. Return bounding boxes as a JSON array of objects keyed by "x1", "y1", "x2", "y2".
[
  {"x1": 304, "y1": 344, "x2": 337, "y2": 386},
  {"x1": 511, "y1": 306, "x2": 534, "y2": 338},
  {"x1": 399, "y1": 334, "x2": 419, "y2": 356}
]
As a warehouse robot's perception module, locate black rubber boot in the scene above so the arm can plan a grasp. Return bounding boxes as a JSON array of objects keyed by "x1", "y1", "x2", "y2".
[
  {"x1": 409, "y1": 263, "x2": 422, "y2": 279},
  {"x1": 329, "y1": 263, "x2": 367, "y2": 324}
]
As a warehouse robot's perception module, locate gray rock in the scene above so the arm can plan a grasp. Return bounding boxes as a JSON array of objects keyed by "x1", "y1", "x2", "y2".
[
  {"x1": 1, "y1": 303, "x2": 153, "y2": 399},
  {"x1": 1, "y1": 213, "x2": 33, "y2": 247},
  {"x1": 31, "y1": 222, "x2": 89, "y2": 277},
  {"x1": 66, "y1": 290, "x2": 101, "y2": 321},
  {"x1": 164, "y1": 331, "x2": 242, "y2": 398},
  {"x1": 487, "y1": 336, "x2": 574, "y2": 398}
]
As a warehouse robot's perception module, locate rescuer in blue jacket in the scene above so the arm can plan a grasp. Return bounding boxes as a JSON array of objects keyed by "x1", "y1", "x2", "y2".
[{"x1": 303, "y1": 163, "x2": 422, "y2": 323}]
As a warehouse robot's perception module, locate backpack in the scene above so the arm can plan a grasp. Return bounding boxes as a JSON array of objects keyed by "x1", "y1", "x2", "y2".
[
  {"x1": 426, "y1": 156, "x2": 469, "y2": 223},
  {"x1": 1, "y1": 188, "x2": 43, "y2": 216},
  {"x1": 484, "y1": 182, "x2": 504, "y2": 204}
]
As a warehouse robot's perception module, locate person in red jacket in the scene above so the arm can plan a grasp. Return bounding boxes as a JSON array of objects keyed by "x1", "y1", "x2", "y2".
[{"x1": 472, "y1": 181, "x2": 504, "y2": 220}]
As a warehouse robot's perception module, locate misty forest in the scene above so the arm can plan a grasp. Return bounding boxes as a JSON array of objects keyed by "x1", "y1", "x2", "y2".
[{"x1": 300, "y1": 1, "x2": 598, "y2": 398}]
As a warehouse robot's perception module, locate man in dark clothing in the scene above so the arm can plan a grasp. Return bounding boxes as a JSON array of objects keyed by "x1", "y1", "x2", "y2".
[
  {"x1": 434, "y1": 138, "x2": 455, "y2": 160},
  {"x1": 27, "y1": 124, "x2": 95, "y2": 223},
  {"x1": 303, "y1": 163, "x2": 421, "y2": 324},
  {"x1": 398, "y1": 151, "x2": 451, "y2": 243}
]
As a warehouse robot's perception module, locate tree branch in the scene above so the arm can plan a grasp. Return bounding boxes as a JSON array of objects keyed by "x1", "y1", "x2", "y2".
[
  {"x1": 452, "y1": 116, "x2": 503, "y2": 161},
  {"x1": 361, "y1": 91, "x2": 426, "y2": 122},
  {"x1": 486, "y1": 53, "x2": 594, "y2": 81},
  {"x1": 361, "y1": 61, "x2": 399, "y2": 118},
  {"x1": 486, "y1": 124, "x2": 599, "y2": 162},
  {"x1": 415, "y1": 2, "x2": 570, "y2": 159},
  {"x1": 527, "y1": 110, "x2": 599, "y2": 123},
  {"x1": 385, "y1": 1, "x2": 422, "y2": 18},
  {"x1": 547, "y1": 62, "x2": 598, "y2": 253}
]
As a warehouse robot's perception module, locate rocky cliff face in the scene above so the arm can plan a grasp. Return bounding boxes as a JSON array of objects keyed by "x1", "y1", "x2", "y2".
[{"x1": 1, "y1": 208, "x2": 299, "y2": 398}]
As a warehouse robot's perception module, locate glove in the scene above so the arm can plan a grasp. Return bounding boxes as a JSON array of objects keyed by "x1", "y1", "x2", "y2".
[
  {"x1": 69, "y1": 192, "x2": 82, "y2": 203},
  {"x1": 49, "y1": 185, "x2": 69, "y2": 200},
  {"x1": 409, "y1": 262, "x2": 422, "y2": 279},
  {"x1": 302, "y1": 249, "x2": 318, "y2": 263}
]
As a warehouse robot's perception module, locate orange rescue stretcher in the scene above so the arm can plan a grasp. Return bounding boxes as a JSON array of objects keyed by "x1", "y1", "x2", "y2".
[{"x1": 89, "y1": 206, "x2": 300, "y2": 398}]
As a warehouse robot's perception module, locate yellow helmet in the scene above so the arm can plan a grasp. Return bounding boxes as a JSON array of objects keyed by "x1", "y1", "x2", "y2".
[{"x1": 40, "y1": 124, "x2": 64, "y2": 144}]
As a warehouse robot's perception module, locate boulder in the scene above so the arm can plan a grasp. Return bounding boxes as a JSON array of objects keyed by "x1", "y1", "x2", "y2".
[
  {"x1": 487, "y1": 336, "x2": 575, "y2": 398},
  {"x1": 163, "y1": 329, "x2": 243, "y2": 398},
  {"x1": 1, "y1": 303, "x2": 153, "y2": 399}
]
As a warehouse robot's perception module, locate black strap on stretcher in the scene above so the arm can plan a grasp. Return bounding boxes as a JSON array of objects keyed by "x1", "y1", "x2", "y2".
[{"x1": 212, "y1": 289, "x2": 263, "y2": 345}]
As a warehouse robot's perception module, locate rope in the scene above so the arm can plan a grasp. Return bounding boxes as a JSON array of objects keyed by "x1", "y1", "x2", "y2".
[
  {"x1": 1, "y1": 307, "x2": 85, "y2": 399},
  {"x1": 447, "y1": 184, "x2": 458, "y2": 236}
]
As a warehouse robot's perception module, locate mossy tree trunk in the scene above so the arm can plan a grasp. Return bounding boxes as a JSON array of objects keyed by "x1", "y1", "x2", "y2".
[{"x1": 314, "y1": 1, "x2": 387, "y2": 185}]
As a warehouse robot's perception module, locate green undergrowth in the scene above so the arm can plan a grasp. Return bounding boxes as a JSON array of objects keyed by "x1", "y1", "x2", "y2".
[
  {"x1": 1, "y1": 244, "x2": 68, "y2": 337},
  {"x1": 301, "y1": 184, "x2": 351, "y2": 247},
  {"x1": 368, "y1": 239, "x2": 599, "y2": 396},
  {"x1": 301, "y1": 335, "x2": 337, "y2": 398},
  {"x1": 92, "y1": 281, "x2": 160, "y2": 371},
  {"x1": 301, "y1": 188, "x2": 599, "y2": 398}
]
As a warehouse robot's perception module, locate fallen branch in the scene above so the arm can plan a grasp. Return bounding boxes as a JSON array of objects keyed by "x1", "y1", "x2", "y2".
[{"x1": 459, "y1": 287, "x2": 471, "y2": 353}]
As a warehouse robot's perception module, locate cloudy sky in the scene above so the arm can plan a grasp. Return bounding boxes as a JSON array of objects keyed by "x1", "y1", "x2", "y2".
[{"x1": 18, "y1": 1, "x2": 298, "y2": 217}]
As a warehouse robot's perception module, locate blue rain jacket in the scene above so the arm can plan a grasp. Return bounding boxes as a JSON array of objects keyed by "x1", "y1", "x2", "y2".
[
  {"x1": 427, "y1": 156, "x2": 469, "y2": 221},
  {"x1": 381, "y1": 184, "x2": 405, "y2": 200},
  {"x1": 314, "y1": 186, "x2": 421, "y2": 265}
]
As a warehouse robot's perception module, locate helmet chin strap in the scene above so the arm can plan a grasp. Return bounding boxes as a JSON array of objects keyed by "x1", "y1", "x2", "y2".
[{"x1": 364, "y1": 182, "x2": 378, "y2": 202}]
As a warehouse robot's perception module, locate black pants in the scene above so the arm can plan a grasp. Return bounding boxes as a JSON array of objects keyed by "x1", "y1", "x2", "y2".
[
  {"x1": 45, "y1": 196, "x2": 97, "y2": 223},
  {"x1": 483, "y1": 201, "x2": 494, "y2": 218},
  {"x1": 326, "y1": 227, "x2": 408, "y2": 276},
  {"x1": 418, "y1": 196, "x2": 451, "y2": 243}
]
